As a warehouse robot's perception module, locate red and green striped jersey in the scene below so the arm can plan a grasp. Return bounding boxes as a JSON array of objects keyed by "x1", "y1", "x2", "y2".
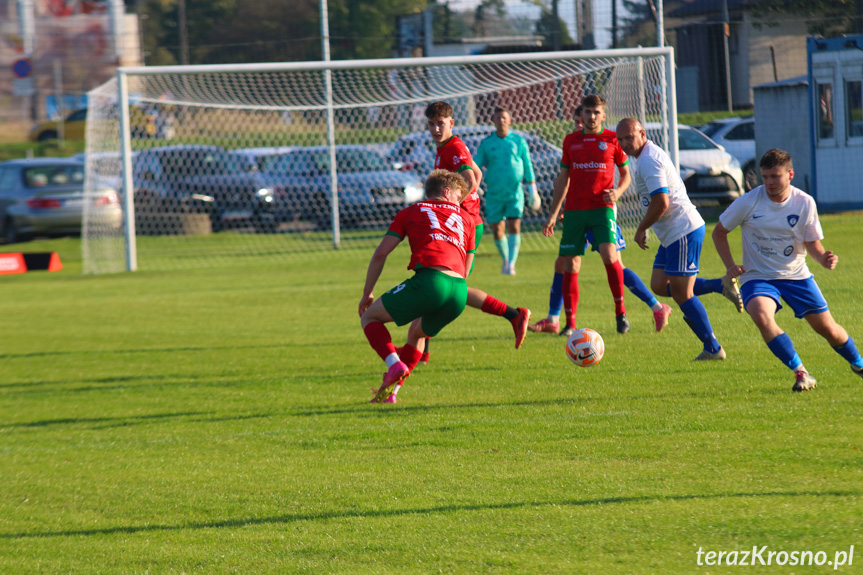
[
  {"x1": 560, "y1": 129, "x2": 628, "y2": 211},
  {"x1": 386, "y1": 199, "x2": 476, "y2": 278},
  {"x1": 434, "y1": 136, "x2": 482, "y2": 225}
]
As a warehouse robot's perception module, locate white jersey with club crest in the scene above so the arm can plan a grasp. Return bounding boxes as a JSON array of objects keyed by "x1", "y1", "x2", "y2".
[{"x1": 718, "y1": 185, "x2": 823, "y2": 283}]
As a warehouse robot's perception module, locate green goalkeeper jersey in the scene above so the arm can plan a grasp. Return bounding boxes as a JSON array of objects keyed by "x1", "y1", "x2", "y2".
[{"x1": 474, "y1": 132, "x2": 536, "y2": 201}]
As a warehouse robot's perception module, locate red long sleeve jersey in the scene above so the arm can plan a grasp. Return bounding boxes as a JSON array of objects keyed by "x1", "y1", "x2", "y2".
[{"x1": 386, "y1": 199, "x2": 476, "y2": 278}]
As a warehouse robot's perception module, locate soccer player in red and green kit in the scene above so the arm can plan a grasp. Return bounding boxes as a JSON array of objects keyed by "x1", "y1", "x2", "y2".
[
  {"x1": 359, "y1": 170, "x2": 475, "y2": 403},
  {"x1": 417, "y1": 101, "x2": 530, "y2": 362},
  {"x1": 542, "y1": 94, "x2": 631, "y2": 337}
]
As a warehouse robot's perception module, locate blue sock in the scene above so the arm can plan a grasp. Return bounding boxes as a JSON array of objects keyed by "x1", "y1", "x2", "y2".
[
  {"x1": 694, "y1": 278, "x2": 721, "y2": 296},
  {"x1": 549, "y1": 272, "x2": 564, "y2": 317},
  {"x1": 833, "y1": 337, "x2": 863, "y2": 369},
  {"x1": 679, "y1": 296, "x2": 721, "y2": 353},
  {"x1": 494, "y1": 238, "x2": 509, "y2": 264},
  {"x1": 507, "y1": 234, "x2": 521, "y2": 267},
  {"x1": 767, "y1": 333, "x2": 803, "y2": 371},
  {"x1": 623, "y1": 267, "x2": 658, "y2": 307}
]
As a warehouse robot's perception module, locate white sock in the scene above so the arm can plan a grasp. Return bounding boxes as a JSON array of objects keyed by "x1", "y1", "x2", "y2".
[
  {"x1": 650, "y1": 302, "x2": 663, "y2": 312},
  {"x1": 385, "y1": 353, "x2": 400, "y2": 368},
  {"x1": 392, "y1": 384, "x2": 402, "y2": 396},
  {"x1": 548, "y1": 314, "x2": 560, "y2": 323},
  {"x1": 794, "y1": 364, "x2": 808, "y2": 374}
]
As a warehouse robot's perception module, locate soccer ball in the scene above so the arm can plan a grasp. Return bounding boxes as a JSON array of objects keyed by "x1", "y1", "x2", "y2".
[{"x1": 565, "y1": 328, "x2": 605, "y2": 367}]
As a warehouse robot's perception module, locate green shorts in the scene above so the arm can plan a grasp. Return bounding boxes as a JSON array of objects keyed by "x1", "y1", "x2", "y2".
[
  {"x1": 559, "y1": 207, "x2": 617, "y2": 257},
  {"x1": 380, "y1": 267, "x2": 468, "y2": 337},
  {"x1": 468, "y1": 223, "x2": 483, "y2": 276}
]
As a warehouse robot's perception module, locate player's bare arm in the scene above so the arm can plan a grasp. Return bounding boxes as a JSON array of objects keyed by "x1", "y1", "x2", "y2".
[
  {"x1": 633, "y1": 192, "x2": 669, "y2": 249},
  {"x1": 459, "y1": 166, "x2": 480, "y2": 201},
  {"x1": 464, "y1": 252, "x2": 475, "y2": 276},
  {"x1": 471, "y1": 160, "x2": 483, "y2": 191},
  {"x1": 602, "y1": 163, "x2": 631, "y2": 204},
  {"x1": 544, "y1": 166, "x2": 570, "y2": 236},
  {"x1": 712, "y1": 221, "x2": 746, "y2": 278},
  {"x1": 359, "y1": 235, "x2": 401, "y2": 316},
  {"x1": 805, "y1": 239, "x2": 839, "y2": 270}
]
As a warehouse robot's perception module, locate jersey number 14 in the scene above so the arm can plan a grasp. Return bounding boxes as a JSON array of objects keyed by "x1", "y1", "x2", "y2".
[{"x1": 420, "y1": 207, "x2": 465, "y2": 246}]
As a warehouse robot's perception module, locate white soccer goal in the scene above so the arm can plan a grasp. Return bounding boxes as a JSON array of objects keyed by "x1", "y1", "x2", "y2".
[{"x1": 83, "y1": 47, "x2": 676, "y2": 273}]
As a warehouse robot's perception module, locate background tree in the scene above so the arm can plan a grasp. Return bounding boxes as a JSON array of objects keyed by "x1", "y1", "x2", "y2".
[
  {"x1": 748, "y1": 0, "x2": 862, "y2": 37},
  {"x1": 327, "y1": 0, "x2": 427, "y2": 60},
  {"x1": 534, "y1": 5, "x2": 575, "y2": 47},
  {"x1": 619, "y1": 0, "x2": 660, "y2": 47}
]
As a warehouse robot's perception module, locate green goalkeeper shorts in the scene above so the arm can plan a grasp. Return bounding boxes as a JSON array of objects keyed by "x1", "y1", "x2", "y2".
[{"x1": 381, "y1": 267, "x2": 468, "y2": 337}]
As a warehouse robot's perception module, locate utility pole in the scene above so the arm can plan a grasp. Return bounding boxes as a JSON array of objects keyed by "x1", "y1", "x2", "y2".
[
  {"x1": 178, "y1": 0, "x2": 189, "y2": 65},
  {"x1": 721, "y1": 0, "x2": 733, "y2": 111},
  {"x1": 612, "y1": 0, "x2": 617, "y2": 48},
  {"x1": 551, "y1": 0, "x2": 561, "y2": 51}
]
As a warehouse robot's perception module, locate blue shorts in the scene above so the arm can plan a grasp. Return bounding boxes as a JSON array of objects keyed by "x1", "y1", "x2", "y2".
[
  {"x1": 652, "y1": 225, "x2": 704, "y2": 276},
  {"x1": 740, "y1": 276, "x2": 829, "y2": 318},
  {"x1": 485, "y1": 194, "x2": 524, "y2": 224},
  {"x1": 586, "y1": 225, "x2": 626, "y2": 252}
]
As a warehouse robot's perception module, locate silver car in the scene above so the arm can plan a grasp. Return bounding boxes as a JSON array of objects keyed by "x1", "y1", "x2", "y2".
[
  {"x1": 645, "y1": 123, "x2": 744, "y2": 206},
  {"x1": 0, "y1": 158, "x2": 122, "y2": 244},
  {"x1": 699, "y1": 117, "x2": 757, "y2": 190}
]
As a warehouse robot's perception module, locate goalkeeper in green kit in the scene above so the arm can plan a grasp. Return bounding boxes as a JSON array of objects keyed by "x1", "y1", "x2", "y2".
[{"x1": 474, "y1": 106, "x2": 540, "y2": 275}]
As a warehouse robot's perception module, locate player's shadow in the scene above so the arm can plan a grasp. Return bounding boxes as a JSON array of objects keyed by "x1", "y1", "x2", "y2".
[
  {"x1": 0, "y1": 342, "x2": 310, "y2": 361},
  {"x1": 1, "y1": 489, "x2": 856, "y2": 540},
  {"x1": 0, "y1": 410, "x2": 273, "y2": 431},
  {"x1": 287, "y1": 384, "x2": 786, "y2": 419}
]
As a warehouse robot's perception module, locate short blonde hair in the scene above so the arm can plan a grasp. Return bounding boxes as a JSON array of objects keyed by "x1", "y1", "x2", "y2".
[{"x1": 425, "y1": 169, "x2": 468, "y2": 201}]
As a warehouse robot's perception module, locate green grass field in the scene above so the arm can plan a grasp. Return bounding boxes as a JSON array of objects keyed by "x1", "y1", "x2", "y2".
[{"x1": 1, "y1": 214, "x2": 862, "y2": 574}]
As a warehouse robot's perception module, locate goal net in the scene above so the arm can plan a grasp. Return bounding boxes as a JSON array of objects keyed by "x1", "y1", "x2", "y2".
[{"x1": 83, "y1": 48, "x2": 676, "y2": 273}]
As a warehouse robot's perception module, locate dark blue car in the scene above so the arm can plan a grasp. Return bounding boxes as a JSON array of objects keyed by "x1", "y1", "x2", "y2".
[
  {"x1": 260, "y1": 145, "x2": 424, "y2": 230},
  {"x1": 132, "y1": 145, "x2": 291, "y2": 233}
]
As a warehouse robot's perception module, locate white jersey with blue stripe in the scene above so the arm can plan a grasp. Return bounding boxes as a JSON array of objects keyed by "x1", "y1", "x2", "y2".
[
  {"x1": 718, "y1": 185, "x2": 823, "y2": 283},
  {"x1": 633, "y1": 140, "x2": 703, "y2": 246}
]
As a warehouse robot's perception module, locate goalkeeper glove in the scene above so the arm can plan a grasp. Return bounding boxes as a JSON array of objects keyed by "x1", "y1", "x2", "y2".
[{"x1": 527, "y1": 183, "x2": 541, "y2": 211}]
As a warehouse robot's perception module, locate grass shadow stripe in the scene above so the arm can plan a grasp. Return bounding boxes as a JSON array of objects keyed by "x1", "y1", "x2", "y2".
[{"x1": 1, "y1": 489, "x2": 856, "y2": 540}]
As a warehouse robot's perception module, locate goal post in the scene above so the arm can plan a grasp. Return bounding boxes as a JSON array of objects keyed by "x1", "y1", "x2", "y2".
[{"x1": 83, "y1": 47, "x2": 676, "y2": 274}]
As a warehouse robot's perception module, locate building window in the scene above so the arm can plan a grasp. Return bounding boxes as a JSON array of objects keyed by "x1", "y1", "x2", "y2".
[
  {"x1": 817, "y1": 82, "x2": 834, "y2": 140},
  {"x1": 847, "y1": 80, "x2": 863, "y2": 139}
]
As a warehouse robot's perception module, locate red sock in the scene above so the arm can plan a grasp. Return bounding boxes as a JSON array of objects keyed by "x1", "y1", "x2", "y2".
[
  {"x1": 363, "y1": 322, "x2": 397, "y2": 361},
  {"x1": 480, "y1": 295, "x2": 508, "y2": 317},
  {"x1": 605, "y1": 260, "x2": 626, "y2": 315},
  {"x1": 400, "y1": 344, "x2": 423, "y2": 371},
  {"x1": 563, "y1": 271, "x2": 579, "y2": 328}
]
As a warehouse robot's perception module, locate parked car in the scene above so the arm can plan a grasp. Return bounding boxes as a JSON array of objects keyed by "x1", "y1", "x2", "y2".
[
  {"x1": 132, "y1": 145, "x2": 291, "y2": 232},
  {"x1": 261, "y1": 145, "x2": 424, "y2": 229},
  {"x1": 385, "y1": 126, "x2": 561, "y2": 211},
  {"x1": 0, "y1": 157, "x2": 122, "y2": 243},
  {"x1": 230, "y1": 146, "x2": 296, "y2": 172},
  {"x1": 645, "y1": 123, "x2": 744, "y2": 206},
  {"x1": 699, "y1": 117, "x2": 757, "y2": 190}
]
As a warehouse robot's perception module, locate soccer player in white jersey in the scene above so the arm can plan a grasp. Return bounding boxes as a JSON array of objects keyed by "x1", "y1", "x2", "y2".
[
  {"x1": 616, "y1": 118, "x2": 742, "y2": 360},
  {"x1": 713, "y1": 149, "x2": 863, "y2": 391}
]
